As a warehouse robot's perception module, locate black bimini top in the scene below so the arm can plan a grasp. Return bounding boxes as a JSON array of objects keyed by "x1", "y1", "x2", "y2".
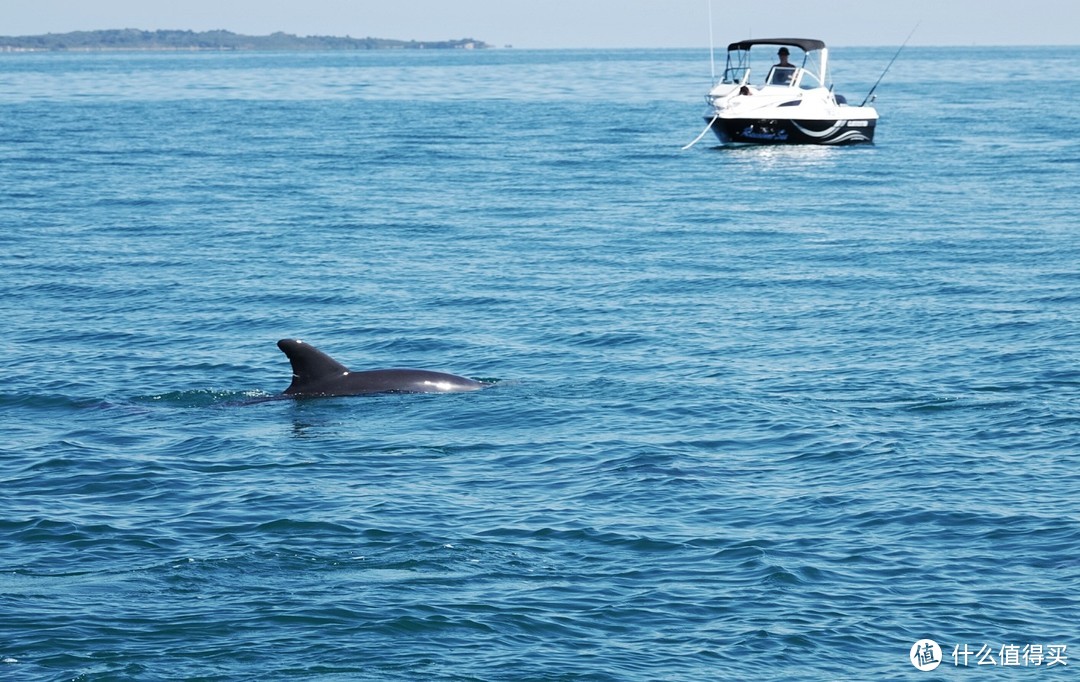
[{"x1": 726, "y1": 38, "x2": 826, "y2": 52}]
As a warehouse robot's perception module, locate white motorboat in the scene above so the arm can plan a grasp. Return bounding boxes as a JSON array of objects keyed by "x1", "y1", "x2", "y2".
[{"x1": 701, "y1": 38, "x2": 878, "y2": 145}]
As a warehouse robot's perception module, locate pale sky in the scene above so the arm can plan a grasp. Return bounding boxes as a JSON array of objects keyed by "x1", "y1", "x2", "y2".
[{"x1": 3, "y1": 0, "x2": 1077, "y2": 48}]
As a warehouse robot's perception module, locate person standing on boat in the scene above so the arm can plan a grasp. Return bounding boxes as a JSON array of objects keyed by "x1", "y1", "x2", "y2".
[{"x1": 776, "y1": 47, "x2": 794, "y2": 67}]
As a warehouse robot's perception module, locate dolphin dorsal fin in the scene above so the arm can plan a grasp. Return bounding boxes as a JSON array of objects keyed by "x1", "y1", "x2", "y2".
[{"x1": 277, "y1": 339, "x2": 351, "y2": 394}]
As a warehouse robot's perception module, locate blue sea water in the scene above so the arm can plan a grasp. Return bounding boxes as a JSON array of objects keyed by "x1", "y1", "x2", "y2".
[{"x1": 1, "y1": 45, "x2": 1078, "y2": 680}]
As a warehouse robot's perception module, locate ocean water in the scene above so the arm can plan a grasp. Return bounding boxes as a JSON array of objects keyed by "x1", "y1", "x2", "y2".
[{"x1": 1, "y1": 45, "x2": 1078, "y2": 680}]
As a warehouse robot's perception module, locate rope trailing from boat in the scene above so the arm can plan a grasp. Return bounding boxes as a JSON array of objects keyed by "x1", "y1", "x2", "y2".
[{"x1": 681, "y1": 115, "x2": 719, "y2": 151}]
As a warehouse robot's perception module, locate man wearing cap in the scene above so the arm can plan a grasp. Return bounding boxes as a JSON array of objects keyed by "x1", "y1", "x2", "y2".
[{"x1": 776, "y1": 46, "x2": 794, "y2": 67}]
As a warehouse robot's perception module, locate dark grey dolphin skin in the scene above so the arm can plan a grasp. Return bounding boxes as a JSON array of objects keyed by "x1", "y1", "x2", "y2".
[{"x1": 277, "y1": 339, "x2": 485, "y2": 397}]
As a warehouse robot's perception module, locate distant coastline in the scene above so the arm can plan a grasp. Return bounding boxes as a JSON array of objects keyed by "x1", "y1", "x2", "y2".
[{"x1": 0, "y1": 29, "x2": 490, "y2": 52}]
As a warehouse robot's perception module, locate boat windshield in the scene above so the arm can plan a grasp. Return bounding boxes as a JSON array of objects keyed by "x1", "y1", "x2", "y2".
[{"x1": 767, "y1": 66, "x2": 797, "y2": 86}]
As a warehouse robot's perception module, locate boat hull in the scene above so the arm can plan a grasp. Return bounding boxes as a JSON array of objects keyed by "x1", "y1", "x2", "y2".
[{"x1": 708, "y1": 116, "x2": 876, "y2": 145}]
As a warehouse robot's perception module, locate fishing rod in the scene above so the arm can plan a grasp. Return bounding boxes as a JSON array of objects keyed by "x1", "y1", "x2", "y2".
[
  {"x1": 707, "y1": 0, "x2": 716, "y2": 82},
  {"x1": 860, "y1": 22, "x2": 920, "y2": 107}
]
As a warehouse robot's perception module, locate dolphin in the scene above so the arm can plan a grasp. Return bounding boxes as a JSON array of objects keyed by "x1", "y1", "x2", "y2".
[{"x1": 276, "y1": 339, "x2": 486, "y2": 397}]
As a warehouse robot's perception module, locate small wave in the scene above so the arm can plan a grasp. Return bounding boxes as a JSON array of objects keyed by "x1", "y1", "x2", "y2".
[
  {"x1": 902, "y1": 395, "x2": 1024, "y2": 412},
  {"x1": 0, "y1": 392, "x2": 111, "y2": 411},
  {"x1": 130, "y1": 390, "x2": 278, "y2": 408}
]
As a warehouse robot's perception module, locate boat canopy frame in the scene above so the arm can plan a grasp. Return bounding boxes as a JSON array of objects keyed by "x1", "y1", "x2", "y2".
[
  {"x1": 719, "y1": 38, "x2": 829, "y2": 90},
  {"x1": 726, "y1": 38, "x2": 826, "y2": 53}
]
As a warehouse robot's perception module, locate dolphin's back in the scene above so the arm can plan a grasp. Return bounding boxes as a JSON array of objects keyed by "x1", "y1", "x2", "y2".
[
  {"x1": 276, "y1": 339, "x2": 484, "y2": 397},
  {"x1": 335, "y1": 368, "x2": 483, "y2": 395}
]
